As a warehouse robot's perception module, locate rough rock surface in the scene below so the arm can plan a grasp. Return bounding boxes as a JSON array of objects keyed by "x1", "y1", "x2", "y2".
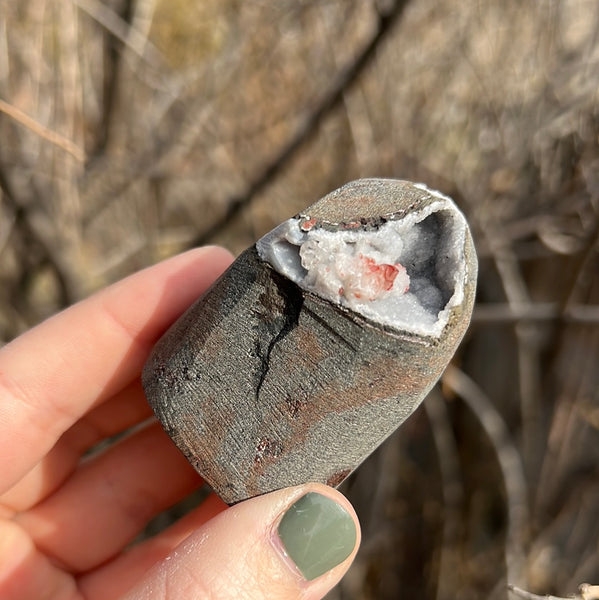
[{"x1": 142, "y1": 179, "x2": 478, "y2": 504}]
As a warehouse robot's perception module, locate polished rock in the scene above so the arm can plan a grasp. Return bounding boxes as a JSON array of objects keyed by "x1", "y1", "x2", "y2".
[{"x1": 142, "y1": 179, "x2": 478, "y2": 504}]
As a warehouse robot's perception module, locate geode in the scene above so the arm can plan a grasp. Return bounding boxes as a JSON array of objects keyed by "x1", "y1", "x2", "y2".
[{"x1": 142, "y1": 179, "x2": 478, "y2": 504}]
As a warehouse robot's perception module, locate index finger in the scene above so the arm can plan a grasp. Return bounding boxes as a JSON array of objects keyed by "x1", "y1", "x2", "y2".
[{"x1": 0, "y1": 246, "x2": 233, "y2": 494}]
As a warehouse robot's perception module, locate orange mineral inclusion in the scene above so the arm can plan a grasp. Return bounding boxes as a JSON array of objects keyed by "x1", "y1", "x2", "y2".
[{"x1": 343, "y1": 254, "x2": 409, "y2": 301}]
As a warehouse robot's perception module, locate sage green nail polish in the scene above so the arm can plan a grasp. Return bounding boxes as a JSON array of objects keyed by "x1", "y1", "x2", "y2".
[{"x1": 277, "y1": 492, "x2": 357, "y2": 581}]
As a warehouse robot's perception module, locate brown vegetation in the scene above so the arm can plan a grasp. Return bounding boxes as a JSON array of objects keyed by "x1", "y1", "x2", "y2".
[{"x1": 1, "y1": 0, "x2": 598, "y2": 598}]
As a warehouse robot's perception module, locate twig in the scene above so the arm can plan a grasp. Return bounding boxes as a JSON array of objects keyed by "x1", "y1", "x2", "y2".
[
  {"x1": 188, "y1": 0, "x2": 412, "y2": 248},
  {"x1": 0, "y1": 98, "x2": 86, "y2": 162},
  {"x1": 443, "y1": 366, "x2": 529, "y2": 588},
  {"x1": 424, "y1": 390, "x2": 464, "y2": 599},
  {"x1": 128, "y1": 0, "x2": 158, "y2": 61},
  {"x1": 319, "y1": 3, "x2": 377, "y2": 177},
  {"x1": 0, "y1": 164, "x2": 74, "y2": 309},
  {"x1": 580, "y1": 584, "x2": 599, "y2": 600},
  {"x1": 474, "y1": 206, "x2": 543, "y2": 485},
  {"x1": 543, "y1": 221, "x2": 599, "y2": 368},
  {"x1": 473, "y1": 303, "x2": 599, "y2": 325},
  {"x1": 72, "y1": 0, "x2": 165, "y2": 68},
  {"x1": 508, "y1": 583, "x2": 599, "y2": 600},
  {"x1": 0, "y1": 210, "x2": 16, "y2": 257},
  {"x1": 508, "y1": 584, "x2": 575, "y2": 600}
]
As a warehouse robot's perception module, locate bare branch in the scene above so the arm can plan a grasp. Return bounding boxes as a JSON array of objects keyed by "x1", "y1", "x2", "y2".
[
  {"x1": 73, "y1": 0, "x2": 165, "y2": 68},
  {"x1": 443, "y1": 366, "x2": 530, "y2": 587},
  {"x1": 188, "y1": 0, "x2": 412, "y2": 248},
  {"x1": 508, "y1": 584, "x2": 576, "y2": 600},
  {"x1": 0, "y1": 210, "x2": 15, "y2": 257},
  {"x1": 0, "y1": 164, "x2": 74, "y2": 309},
  {"x1": 580, "y1": 584, "x2": 599, "y2": 600},
  {"x1": 473, "y1": 303, "x2": 599, "y2": 325},
  {"x1": 424, "y1": 390, "x2": 464, "y2": 598},
  {"x1": 473, "y1": 204, "x2": 544, "y2": 479},
  {"x1": 0, "y1": 98, "x2": 86, "y2": 162}
]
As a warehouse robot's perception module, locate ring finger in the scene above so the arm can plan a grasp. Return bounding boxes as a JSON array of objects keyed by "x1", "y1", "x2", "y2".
[
  {"x1": 15, "y1": 421, "x2": 202, "y2": 572},
  {"x1": 1, "y1": 379, "x2": 154, "y2": 513}
]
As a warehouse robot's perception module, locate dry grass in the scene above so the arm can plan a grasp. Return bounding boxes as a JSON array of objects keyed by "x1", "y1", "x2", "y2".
[{"x1": 1, "y1": 0, "x2": 598, "y2": 598}]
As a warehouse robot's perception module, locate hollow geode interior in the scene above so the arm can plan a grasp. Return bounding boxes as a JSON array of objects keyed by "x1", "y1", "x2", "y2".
[{"x1": 256, "y1": 194, "x2": 468, "y2": 338}]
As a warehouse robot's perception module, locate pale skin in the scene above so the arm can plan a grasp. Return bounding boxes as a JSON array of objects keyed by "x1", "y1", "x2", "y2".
[{"x1": 0, "y1": 247, "x2": 360, "y2": 600}]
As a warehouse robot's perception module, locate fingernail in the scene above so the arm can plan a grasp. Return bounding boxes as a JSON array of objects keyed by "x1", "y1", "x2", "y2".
[{"x1": 277, "y1": 492, "x2": 357, "y2": 581}]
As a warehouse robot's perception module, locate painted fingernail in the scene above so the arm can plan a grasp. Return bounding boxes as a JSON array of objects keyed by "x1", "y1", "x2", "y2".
[{"x1": 277, "y1": 492, "x2": 357, "y2": 581}]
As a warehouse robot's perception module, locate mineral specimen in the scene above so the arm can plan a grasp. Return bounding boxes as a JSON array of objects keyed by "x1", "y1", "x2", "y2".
[{"x1": 142, "y1": 179, "x2": 478, "y2": 504}]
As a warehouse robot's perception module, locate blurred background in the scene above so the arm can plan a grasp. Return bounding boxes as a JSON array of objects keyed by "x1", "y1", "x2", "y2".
[{"x1": 1, "y1": 0, "x2": 598, "y2": 598}]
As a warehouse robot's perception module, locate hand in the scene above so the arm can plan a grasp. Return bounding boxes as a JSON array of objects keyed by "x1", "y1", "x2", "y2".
[{"x1": 0, "y1": 247, "x2": 360, "y2": 600}]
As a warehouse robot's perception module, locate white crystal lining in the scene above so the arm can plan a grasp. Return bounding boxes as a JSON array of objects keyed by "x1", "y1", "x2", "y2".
[{"x1": 256, "y1": 192, "x2": 467, "y2": 338}]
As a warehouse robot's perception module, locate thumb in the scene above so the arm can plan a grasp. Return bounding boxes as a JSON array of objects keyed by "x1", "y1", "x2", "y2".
[{"x1": 123, "y1": 483, "x2": 360, "y2": 600}]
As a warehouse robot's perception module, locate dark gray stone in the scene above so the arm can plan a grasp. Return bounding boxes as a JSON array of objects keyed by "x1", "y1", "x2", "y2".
[{"x1": 142, "y1": 179, "x2": 478, "y2": 504}]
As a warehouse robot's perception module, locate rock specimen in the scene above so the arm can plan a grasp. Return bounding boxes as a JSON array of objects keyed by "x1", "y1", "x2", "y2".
[{"x1": 142, "y1": 179, "x2": 478, "y2": 504}]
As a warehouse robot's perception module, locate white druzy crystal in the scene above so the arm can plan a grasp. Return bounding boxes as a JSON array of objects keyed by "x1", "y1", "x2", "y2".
[
  {"x1": 256, "y1": 191, "x2": 467, "y2": 338},
  {"x1": 299, "y1": 231, "x2": 410, "y2": 307}
]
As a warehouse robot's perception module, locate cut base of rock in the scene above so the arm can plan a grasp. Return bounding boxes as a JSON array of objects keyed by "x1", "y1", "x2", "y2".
[{"x1": 257, "y1": 184, "x2": 467, "y2": 338}]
